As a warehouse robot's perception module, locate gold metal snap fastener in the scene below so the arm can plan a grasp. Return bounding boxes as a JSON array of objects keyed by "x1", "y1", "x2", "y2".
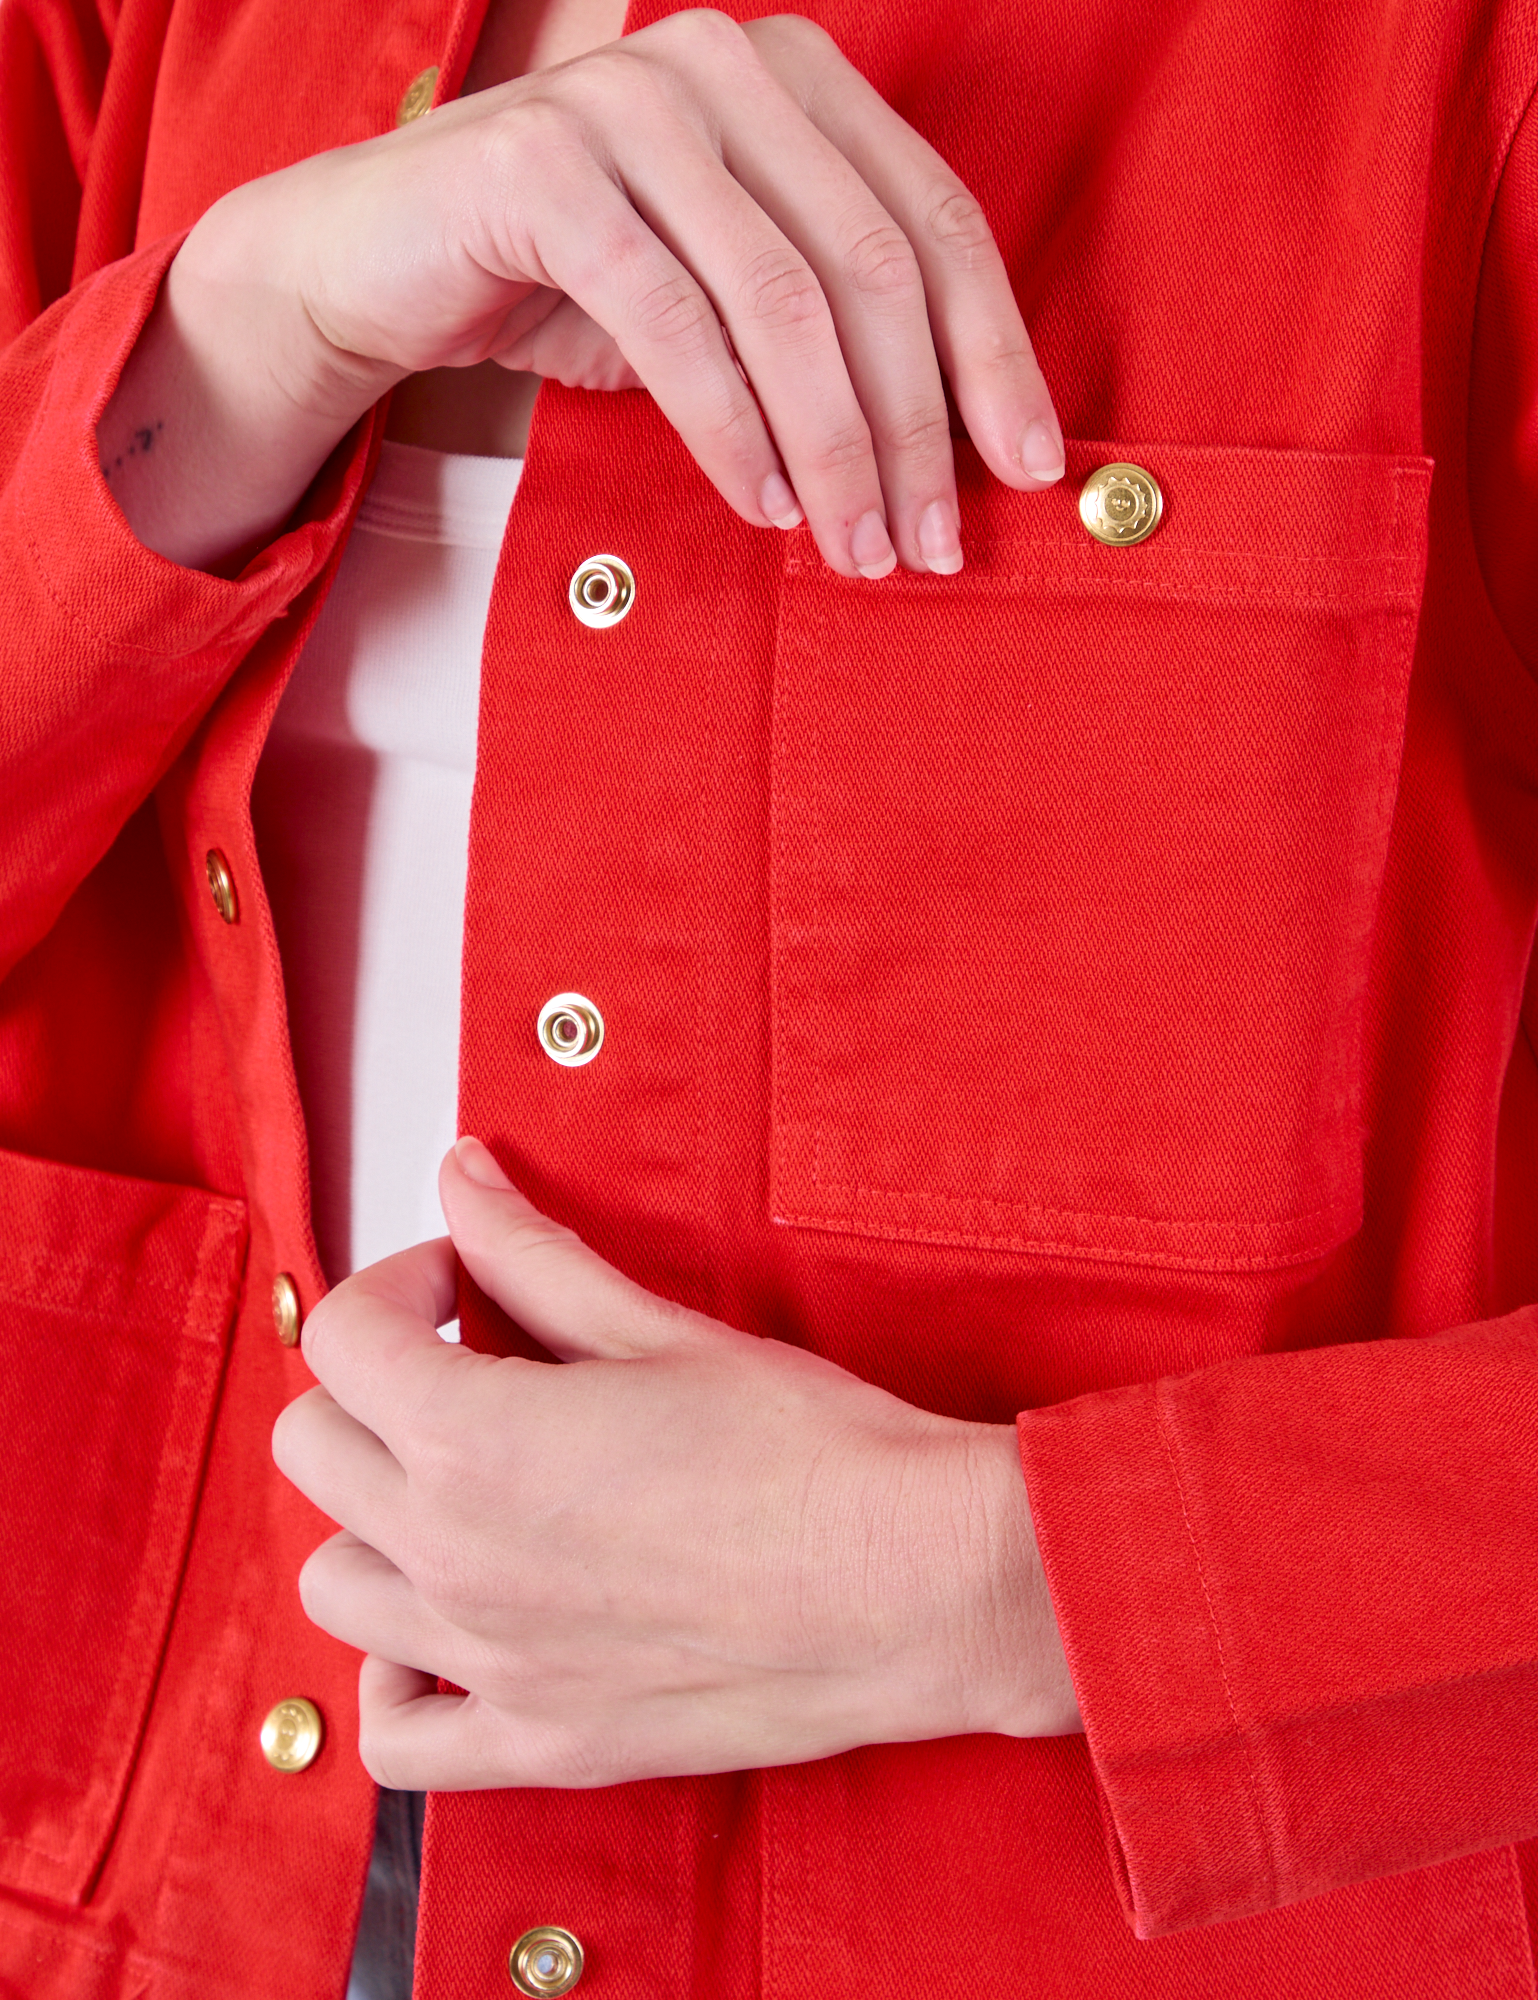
[
  {"x1": 206, "y1": 849, "x2": 238, "y2": 924},
  {"x1": 537, "y1": 993, "x2": 604, "y2": 1067},
  {"x1": 398, "y1": 65, "x2": 439, "y2": 125},
  {"x1": 1078, "y1": 462, "x2": 1164, "y2": 546},
  {"x1": 509, "y1": 1927, "x2": 584, "y2": 1996},
  {"x1": 568, "y1": 555, "x2": 635, "y2": 629},
  {"x1": 272, "y1": 1272, "x2": 302, "y2": 1348},
  {"x1": 260, "y1": 1697, "x2": 323, "y2": 1773}
]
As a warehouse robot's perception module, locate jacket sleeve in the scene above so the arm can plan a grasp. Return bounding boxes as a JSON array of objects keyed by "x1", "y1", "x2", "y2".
[
  {"x1": 0, "y1": 0, "x2": 373, "y2": 985},
  {"x1": 1018, "y1": 1308, "x2": 1538, "y2": 1935},
  {"x1": 1015, "y1": 90, "x2": 1538, "y2": 1941}
]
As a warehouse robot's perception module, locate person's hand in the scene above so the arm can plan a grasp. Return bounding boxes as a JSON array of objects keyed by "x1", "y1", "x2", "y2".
[
  {"x1": 102, "y1": 10, "x2": 1063, "y2": 575},
  {"x1": 270, "y1": 1136, "x2": 1080, "y2": 1790}
]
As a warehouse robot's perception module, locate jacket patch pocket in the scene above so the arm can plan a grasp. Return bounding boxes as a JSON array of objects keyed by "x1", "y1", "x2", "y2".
[
  {"x1": 0, "y1": 1147, "x2": 246, "y2": 1903},
  {"x1": 770, "y1": 442, "x2": 1430, "y2": 1270}
]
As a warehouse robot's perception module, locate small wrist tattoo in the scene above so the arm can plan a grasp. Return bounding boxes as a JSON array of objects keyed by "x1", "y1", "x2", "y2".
[{"x1": 100, "y1": 418, "x2": 164, "y2": 483}]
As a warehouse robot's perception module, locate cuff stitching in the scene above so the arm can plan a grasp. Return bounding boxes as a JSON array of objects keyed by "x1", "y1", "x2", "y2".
[{"x1": 1151, "y1": 1383, "x2": 1280, "y2": 1913}]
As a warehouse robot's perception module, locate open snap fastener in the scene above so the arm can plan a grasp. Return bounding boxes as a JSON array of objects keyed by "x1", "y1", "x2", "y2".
[
  {"x1": 568, "y1": 555, "x2": 635, "y2": 628},
  {"x1": 509, "y1": 1926, "x2": 583, "y2": 1995},
  {"x1": 537, "y1": 993, "x2": 604, "y2": 1066}
]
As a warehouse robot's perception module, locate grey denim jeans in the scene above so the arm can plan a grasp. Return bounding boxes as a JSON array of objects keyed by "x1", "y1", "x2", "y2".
[{"x1": 346, "y1": 1789, "x2": 426, "y2": 2000}]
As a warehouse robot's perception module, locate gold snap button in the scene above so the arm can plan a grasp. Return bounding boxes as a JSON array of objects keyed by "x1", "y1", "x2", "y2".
[
  {"x1": 398, "y1": 65, "x2": 439, "y2": 124},
  {"x1": 260, "y1": 1697, "x2": 323, "y2": 1772},
  {"x1": 1078, "y1": 462, "x2": 1163, "y2": 546},
  {"x1": 206, "y1": 849, "x2": 238, "y2": 924},
  {"x1": 568, "y1": 555, "x2": 635, "y2": 629},
  {"x1": 537, "y1": 993, "x2": 603, "y2": 1067},
  {"x1": 510, "y1": 1927, "x2": 584, "y2": 1996},
  {"x1": 272, "y1": 1272, "x2": 302, "y2": 1347}
]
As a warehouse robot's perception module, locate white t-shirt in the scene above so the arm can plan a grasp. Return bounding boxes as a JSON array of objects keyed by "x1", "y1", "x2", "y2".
[
  {"x1": 254, "y1": 438, "x2": 524, "y2": 1994},
  {"x1": 252, "y1": 439, "x2": 523, "y2": 1292}
]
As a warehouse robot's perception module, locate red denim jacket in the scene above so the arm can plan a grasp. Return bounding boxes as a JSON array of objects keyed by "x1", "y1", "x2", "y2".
[{"x1": 1, "y1": 0, "x2": 1536, "y2": 1995}]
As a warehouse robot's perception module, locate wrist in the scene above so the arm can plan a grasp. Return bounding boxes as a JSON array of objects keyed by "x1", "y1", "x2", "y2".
[
  {"x1": 99, "y1": 181, "x2": 402, "y2": 573},
  {"x1": 176, "y1": 176, "x2": 406, "y2": 430},
  {"x1": 946, "y1": 1423, "x2": 1082, "y2": 1739}
]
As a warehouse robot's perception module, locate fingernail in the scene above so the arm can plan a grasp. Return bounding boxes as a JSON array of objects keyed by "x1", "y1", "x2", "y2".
[
  {"x1": 1020, "y1": 417, "x2": 1065, "y2": 482},
  {"x1": 850, "y1": 510, "x2": 896, "y2": 579},
  {"x1": 917, "y1": 500, "x2": 963, "y2": 575},
  {"x1": 759, "y1": 471, "x2": 804, "y2": 529},
  {"x1": 455, "y1": 1135, "x2": 513, "y2": 1189}
]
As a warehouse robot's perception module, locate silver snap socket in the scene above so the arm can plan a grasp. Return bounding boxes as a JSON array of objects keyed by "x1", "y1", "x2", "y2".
[
  {"x1": 568, "y1": 555, "x2": 635, "y2": 629},
  {"x1": 537, "y1": 993, "x2": 604, "y2": 1066}
]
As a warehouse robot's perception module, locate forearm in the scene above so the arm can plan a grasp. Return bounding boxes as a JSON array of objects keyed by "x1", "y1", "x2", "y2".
[{"x1": 97, "y1": 185, "x2": 401, "y2": 575}]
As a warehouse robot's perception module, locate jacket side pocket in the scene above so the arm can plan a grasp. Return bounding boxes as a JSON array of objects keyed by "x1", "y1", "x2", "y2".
[{"x1": 0, "y1": 1147, "x2": 247, "y2": 1903}]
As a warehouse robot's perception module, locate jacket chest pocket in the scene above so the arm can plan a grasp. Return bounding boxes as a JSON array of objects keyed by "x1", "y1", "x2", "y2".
[{"x1": 769, "y1": 442, "x2": 1430, "y2": 1271}]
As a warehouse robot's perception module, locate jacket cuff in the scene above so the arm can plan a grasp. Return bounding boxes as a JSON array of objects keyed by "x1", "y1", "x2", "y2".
[
  {"x1": 1016, "y1": 1311, "x2": 1538, "y2": 1938},
  {"x1": 1018, "y1": 1379, "x2": 1272, "y2": 1935},
  {"x1": 11, "y1": 231, "x2": 374, "y2": 659}
]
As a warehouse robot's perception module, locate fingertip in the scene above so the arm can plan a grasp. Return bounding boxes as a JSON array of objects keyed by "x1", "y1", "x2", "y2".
[
  {"x1": 360, "y1": 1652, "x2": 439, "y2": 1712},
  {"x1": 1018, "y1": 414, "x2": 1065, "y2": 485},
  {"x1": 269, "y1": 1391, "x2": 300, "y2": 1472},
  {"x1": 759, "y1": 469, "x2": 805, "y2": 529},
  {"x1": 917, "y1": 498, "x2": 963, "y2": 574},
  {"x1": 295, "y1": 1541, "x2": 326, "y2": 1618},
  {"x1": 452, "y1": 1135, "x2": 515, "y2": 1191},
  {"x1": 851, "y1": 510, "x2": 897, "y2": 579}
]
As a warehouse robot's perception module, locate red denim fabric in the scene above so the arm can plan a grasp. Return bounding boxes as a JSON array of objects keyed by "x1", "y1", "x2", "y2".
[{"x1": 0, "y1": 0, "x2": 1536, "y2": 1995}]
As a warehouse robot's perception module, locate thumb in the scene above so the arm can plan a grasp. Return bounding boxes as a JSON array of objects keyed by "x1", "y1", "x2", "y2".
[{"x1": 439, "y1": 1138, "x2": 697, "y2": 1361}]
